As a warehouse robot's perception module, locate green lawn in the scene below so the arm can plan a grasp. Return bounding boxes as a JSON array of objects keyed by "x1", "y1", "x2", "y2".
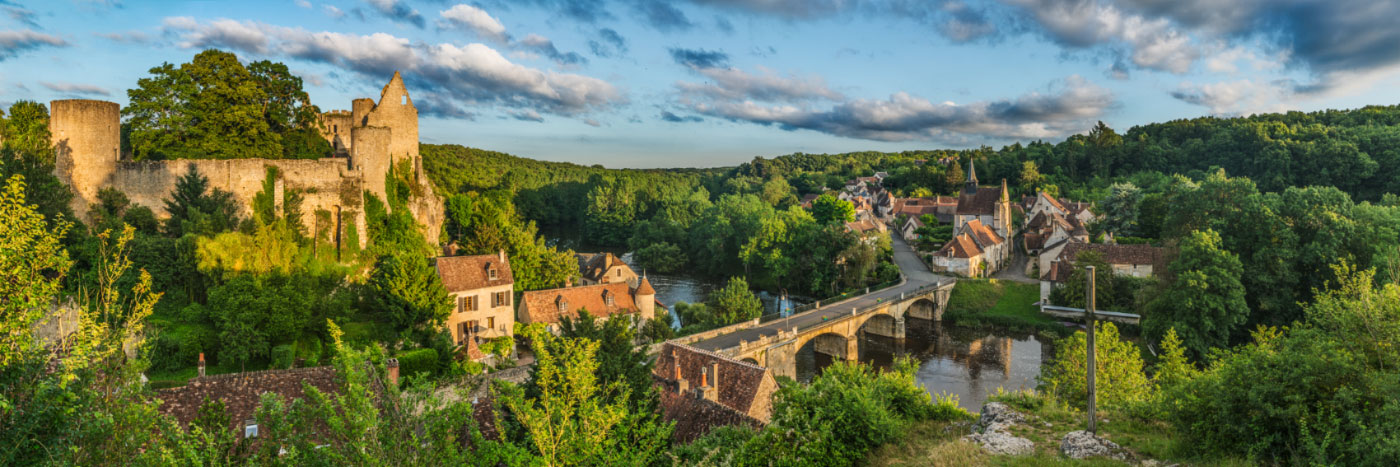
[{"x1": 943, "y1": 279, "x2": 1063, "y2": 334}]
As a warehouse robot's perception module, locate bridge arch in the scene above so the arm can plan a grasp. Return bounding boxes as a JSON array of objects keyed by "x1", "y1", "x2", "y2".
[
  {"x1": 905, "y1": 297, "x2": 943, "y2": 321},
  {"x1": 859, "y1": 313, "x2": 900, "y2": 339},
  {"x1": 799, "y1": 332, "x2": 854, "y2": 361}
]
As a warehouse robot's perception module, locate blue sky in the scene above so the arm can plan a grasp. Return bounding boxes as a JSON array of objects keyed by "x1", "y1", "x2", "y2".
[{"x1": 3, "y1": 0, "x2": 1399, "y2": 168}]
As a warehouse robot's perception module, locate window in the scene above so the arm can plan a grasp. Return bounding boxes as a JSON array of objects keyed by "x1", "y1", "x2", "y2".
[
  {"x1": 467, "y1": 320, "x2": 479, "y2": 336},
  {"x1": 494, "y1": 291, "x2": 510, "y2": 307},
  {"x1": 464, "y1": 295, "x2": 477, "y2": 311},
  {"x1": 616, "y1": 269, "x2": 622, "y2": 277},
  {"x1": 487, "y1": 316, "x2": 495, "y2": 330},
  {"x1": 402, "y1": 95, "x2": 407, "y2": 105},
  {"x1": 488, "y1": 268, "x2": 498, "y2": 280}
]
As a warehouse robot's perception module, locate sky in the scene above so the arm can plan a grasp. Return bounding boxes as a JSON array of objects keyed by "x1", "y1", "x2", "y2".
[{"x1": 2, "y1": 0, "x2": 1399, "y2": 168}]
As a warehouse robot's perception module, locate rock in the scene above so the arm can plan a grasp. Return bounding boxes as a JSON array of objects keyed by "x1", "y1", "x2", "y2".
[
  {"x1": 966, "y1": 430, "x2": 1035, "y2": 456},
  {"x1": 970, "y1": 402, "x2": 1026, "y2": 433},
  {"x1": 1060, "y1": 430, "x2": 1126, "y2": 460},
  {"x1": 964, "y1": 402, "x2": 1035, "y2": 456}
]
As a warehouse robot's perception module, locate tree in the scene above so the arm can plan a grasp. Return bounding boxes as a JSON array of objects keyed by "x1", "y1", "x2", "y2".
[
  {"x1": 1100, "y1": 182, "x2": 1142, "y2": 235},
  {"x1": 1040, "y1": 321, "x2": 1151, "y2": 410},
  {"x1": 367, "y1": 253, "x2": 452, "y2": 345},
  {"x1": 943, "y1": 161, "x2": 964, "y2": 193},
  {"x1": 810, "y1": 193, "x2": 854, "y2": 225},
  {"x1": 162, "y1": 164, "x2": 241, "y2": 237},
  {"x1": 1152, "y1": 327, "x2": 1198, "y2": 391},
  {"x1": 1019, "y1": 160, "x2": 1042, "y2": 193},
  {"x1": 1145, "y1": 229, "x2": 1250, "y2": 358},
  {"x1": 1, "y1": 101, "x2": 53, "y2": 160},
  {"x1": 706, "y1": 276, "x2": 763, "y2": 326},
  {"x1": 1049, "y1": 250, "x2": 1118, "y2": 309}
]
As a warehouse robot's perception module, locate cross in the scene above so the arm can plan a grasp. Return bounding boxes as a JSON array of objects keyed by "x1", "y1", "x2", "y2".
[{"x1": 1040, "y1": 265, "x2": 1141, "y2": 433}]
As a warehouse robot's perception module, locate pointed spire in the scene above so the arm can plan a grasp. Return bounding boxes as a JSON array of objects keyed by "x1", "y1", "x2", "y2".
[
  {"x1": 963, "y1": 159, "x2": 980, "y2": 196},
  {"x1": 1000, "y1": 178, "x2": 1009, "y2": 202},
  {"x1": 636, "y1": 273, "x2": 656, "y2": 296}
]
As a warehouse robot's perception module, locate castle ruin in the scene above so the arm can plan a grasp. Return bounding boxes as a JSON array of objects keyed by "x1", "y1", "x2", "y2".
[{"x1": 50, "y1": 72, "x2": 443, "y2": 249}]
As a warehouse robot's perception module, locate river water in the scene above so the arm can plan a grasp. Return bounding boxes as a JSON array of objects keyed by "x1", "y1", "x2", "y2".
[{"x1": 796, "y1": 319, "x2": 1052, "y2": 411}]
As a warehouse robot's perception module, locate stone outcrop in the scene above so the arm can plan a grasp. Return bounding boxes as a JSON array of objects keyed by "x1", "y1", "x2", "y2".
[
  {"x1": 1059, "y1": 430, "x2": 1127, "y2": 460},
  {"x1": 964, "y1": 402, "x2": 1034, "y2": 456}
]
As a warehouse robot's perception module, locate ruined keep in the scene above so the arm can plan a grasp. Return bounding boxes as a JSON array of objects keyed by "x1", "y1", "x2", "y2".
[{"x1": 51, "y1": 72, "x2": 443, "y2": 249}]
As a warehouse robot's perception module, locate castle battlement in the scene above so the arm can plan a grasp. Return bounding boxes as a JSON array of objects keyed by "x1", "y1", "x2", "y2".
[{"x1": 52, "y1": 72, "x2": 442, "y2": 249}]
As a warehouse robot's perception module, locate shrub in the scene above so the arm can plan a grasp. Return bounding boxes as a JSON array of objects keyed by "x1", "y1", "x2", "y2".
[
  {"x1": 296, "y1": 338, "x2": 323, "y2": 366},
  {"x1": 395, "y1": 348, "x2": 439, "y2": 378},
  {"x1": 1040, "y1": 321, "x2": 1152, "y2": 410},
  {"x1": 270, "y1": 344, "x2": 295, "y2": 369}
]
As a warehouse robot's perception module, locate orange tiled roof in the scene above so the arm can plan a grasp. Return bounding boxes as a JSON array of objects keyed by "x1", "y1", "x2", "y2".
[
  {"x1": 436, "y1": 253, "x2": 513, "y2": 292},
  {"x1": 937, "y1": 233, "x2": 983, "y2": 259},
  {"x1": 520, "y1": 282, "x2": 644, "y2": 324}
]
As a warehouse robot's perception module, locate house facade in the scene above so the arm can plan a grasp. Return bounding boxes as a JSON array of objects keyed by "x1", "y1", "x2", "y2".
[
  {"x1": 1040, "y1": 243, "x2": 1166, "y2": 301},
  {"x1": 575, "y1": 252, "x2": 639, "y2": 287},
  {"x1": 517, "y1": 277, "x2": 657, "y2": 334},
  {"x1": 436, "y1": 251, "x2": 516, "y2": 348}
]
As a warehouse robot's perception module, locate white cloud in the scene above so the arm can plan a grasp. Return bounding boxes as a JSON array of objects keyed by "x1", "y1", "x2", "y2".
[
  {"x1": 322, "y1": 4, "x2": 345, "y2": 19},
  {"x1": 1171, "y1": 79, "x2": 1294, "y2": 115},
  {"x1": 440, "y1": 4, "x2": 508, "y2": 42},
  {"x1": 40, "y1": 81, "x2": 110, "y2": 96},
  {"x1": 0, "y1": 29, "x2": 70, "y2": 61},
  {"x1": 1005, "y1": 0, "x2": 1199, "y2": 74},
  {"x1": 678, "y1": 65, "x2": 845, "y2": 103},
  {"x1": 295, "y1": 0, "x2": 312, "y2": 8}
]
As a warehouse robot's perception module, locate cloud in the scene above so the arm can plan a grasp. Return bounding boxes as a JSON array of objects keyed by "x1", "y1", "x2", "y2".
[
  {"x1": 439, "y1": 4, "x2": 508, "y2": 42},
  {"x1": 365, "y1": 0, "x2": 424, "y2": 28},
  {"x1": 162, "y1": 18, "x2": 624, "y2": 118},
  {"x1": 508, "y1": 108, "x2": 545, "y2": 122},
  {"x1": 1171, "y1": 79, "x2": 1295, "y2": 115},
  {"x1": 95, "y1": 30, "x2": 151, "y2": 44},
  {"x1": 323, "y1": 4, "x2": 346, "y2": 19},
  {"x1": 678, "y1": 66, "x2": 845, "y2": 102},
  {"x1": 1002, "y1": 0, "x2": 1199, "y2": 74},
  {"x1": 660, "y1": 110, "x2": 703, "y2": 123},
  {"x1": 714, "y1": 16, "x2": 734, "y2": 34},
  {"x1": 587, "y1": 27, "x2": 627, "y2": 57},
  {"x1": 937, "y1": 1, "x2": 997, "y2": 43},
  {"x1": 519, "y1": 34, "x2": 587, "y2": 65},
  {"x1": 669, "y1": 47, "x2": 729, "y2": 69},
  {"x1": 514, "y1": 0, "x2": 613, "y2": 23},
  {"x1": 684, "y1": 75, "x2": 1116, "y2": 142},
  {"x1": 5, "y1": 6, "x2": 38, "y2": 28},
  {"x1": 295, "y1": 0, "x2": 311, "y2": 8},
  {"x1": 583, "y1": 118, "x2": 601, "y2": 127},
  {"x1": 40, "y1": 81, "x2": 110, "y2": 96},
  {"x1": 0, "y1": 29, "x2": 68, "y2": 61},
  {"x1": 634, "y1": 0, "x2": 693, "y2": 32},
  {"x1": 686, "y1": 0, "x2": 848, "y2": 20}
]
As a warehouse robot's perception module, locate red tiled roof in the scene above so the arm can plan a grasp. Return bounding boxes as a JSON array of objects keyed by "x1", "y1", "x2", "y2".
[
  {"x1": 964, "y1": 219, "x2": 1003, "y2": 248},
  {"x1": 936, "y1": 233, "x2": 983, "y2": 259},
  {"x1": 845, "y1": 218, "x2": 886, "y2": 234},
  {"x1": 653, "y1": 343, "x2": 775, "y2": 422},
  {"x1": 158, "y1": 367, "x2": 340, "y2": 432},
  {"x1": 520, "y1": 282, "x2": 643, "y2": 324},
  {"x1": 436, "y1": 253, "x2": 513, "y2": 293},
  {"x1": 1045, "y1": 243, "x2": 1167, "y2": 282},
  {"x1": 635, "y1": 275, "x2": 656, "y2": 295}
]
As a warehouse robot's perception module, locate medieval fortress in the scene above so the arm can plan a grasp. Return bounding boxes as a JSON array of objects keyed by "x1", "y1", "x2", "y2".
[{"x1": 49, "y1": 72, "x2": 443, "y2": 247}]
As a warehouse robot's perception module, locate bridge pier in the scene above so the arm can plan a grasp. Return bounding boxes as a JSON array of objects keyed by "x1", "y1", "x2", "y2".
[{"x1": 846, "y1": 335, "x2": 858, "y2": 361}]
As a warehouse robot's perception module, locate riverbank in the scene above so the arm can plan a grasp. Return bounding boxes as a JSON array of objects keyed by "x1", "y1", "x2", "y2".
[
  {"x1": 864, "y1": 390, "x2": 1249, "y2": 466},
  {"x1": 942, "y1": 279, "x2": 1069, "y2": 337}
]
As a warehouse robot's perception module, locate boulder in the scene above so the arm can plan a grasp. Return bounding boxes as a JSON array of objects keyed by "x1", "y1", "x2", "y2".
[
  {"x1": 965, "y1": 402, "x2": 1035, "y2": 456},
  {"x1": 1060, "y1": 430, "x2": 1126, "y2": 460}
]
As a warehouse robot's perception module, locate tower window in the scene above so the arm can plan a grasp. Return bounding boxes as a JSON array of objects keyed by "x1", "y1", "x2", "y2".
[{"x1": 402, "y1": 95, "x2": 407, "y2": 105}]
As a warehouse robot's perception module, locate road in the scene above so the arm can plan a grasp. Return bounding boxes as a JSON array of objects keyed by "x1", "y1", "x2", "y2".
[{"x1": 690, "y1": 231, "x2": 952, "y2": 352}]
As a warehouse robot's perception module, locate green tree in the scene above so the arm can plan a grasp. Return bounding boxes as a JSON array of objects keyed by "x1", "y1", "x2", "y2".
[
  {"x1": 367, "y1": 253, "x2": 453, "y2": 345},
  {"x1": 810, "y1": 193, "x2": 854, "y2": 225},
  {"x1": 1145, "y1": 229, "x2": 1250, "y2": 358},
  {"x1": 1152, "y1": 327, "x2": 1198, "y2": 391},
  {"x1": 943, "y1": 161, "x2": 964, "y2": 193},
  {"x1": 706, "y1": 276, "x2": 763, "y2": 326},
  {"x1": 1049, "y1": 250, "x2": 1118, "y2": 309},
  {"x1": 1100, "y1": 182, "x2": 1142, "y2": 235},
  {"x1": 1040, "y1": 321, "x2": 1151, "y2": 410},
  {"x1": 1019, "y1": 160, "x2": 1042, "y2": 193},
  {"x1": 162, "y1": 164, "x2": 241, "y2": 237},
  {"x1": 1, "y1": 101, "x2": 53, "y2": 160}
]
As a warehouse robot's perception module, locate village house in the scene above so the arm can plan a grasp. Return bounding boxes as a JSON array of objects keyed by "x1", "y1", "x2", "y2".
[
  {"x1": 799, "y1": 193, "x2": 821, "y2": 208},
  {"x1": 435, "y1": 251, "x2": 516, "y2": 354},
  {"x1": 845, "y1": 218, "x2": 888, "y2": 244},
  {"x1": 516, "y1": 276, "x2": 658, "y2": 335},
  {"x1": 1040, "y1": 243, "x2": 1166, "y2": 301},
  {"x1": 891, "y1": 196, "x2": 956, "y2": 224},
  {"x1": 931, "y1": 218, "x2": 1008, "y2": 276},
  {"x1": 575, "y1": 252, "x2": 639, "y2": 287},
  {"x1": 900, "y1": 216, "x2": 926, "y2": 242},
  {"x1": 652, "y1": 343, "x2": 778, "y2": 442},
  {"x1": 1023, "y1": 211, "x2": 1090, "y2": 258},
  {"x1": 953, "y1": 161, "x2": 1013, "y2": 240},
  {"x1": 1024, "y1": 191, "x2": 1097, "y2": 226}
]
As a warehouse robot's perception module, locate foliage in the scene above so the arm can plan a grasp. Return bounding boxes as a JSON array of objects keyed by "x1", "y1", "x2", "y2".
[
  {"x1": 442, "y1": 190, "x2": 577, "y2": 291},
  {"x1": 1, "y1": 102, "x2": 74, "y2": 228},
  {"x1": 162, "y1": 164, "x2": 242, "y2": 238},
  {"x1": 1100, "y1": 181, "x2": 1141, "y2": 235},
  {"x1": 208, "y1": 273, "x2": 344, "y2": 369},
  {"x1": 366, "y1": 253, "x2": 453, "y2": 346},
  {"x1": 395, "y1": 347, "x2": 440, "y2": 379},
  {"x1": 1040, "y1": 321, "x2": 1152, "y2": 410},
  {"x1": 810, "y1": 193, "x2": 854, "y2": 225},
  {"x1": 123, "y1": 49, "x2": 327, "y2": 160},
  {"x1": 704, "y1": 276, "x2": 764, "y2": 326},
  {"x1": 1145, "y1": 229, "x2": 1250, "y2": 358}
]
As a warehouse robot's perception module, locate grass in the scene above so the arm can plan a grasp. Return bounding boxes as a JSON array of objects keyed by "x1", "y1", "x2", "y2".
[
  {"x1": 865, "y1": 389, "x2": 1253, "y2": 466},
  {"x1": 943, "y1": 279, "x2": 1065, "y2": 335}
]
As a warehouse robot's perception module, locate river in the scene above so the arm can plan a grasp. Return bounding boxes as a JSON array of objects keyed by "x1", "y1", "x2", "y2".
[{"x1": 796, "y1": 319, "x2": 1052, "y2": 411}]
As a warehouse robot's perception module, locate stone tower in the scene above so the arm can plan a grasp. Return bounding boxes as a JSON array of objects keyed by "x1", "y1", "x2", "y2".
[
  {"x1": 963, "y1": 159, "x2": 979, "y2": 196},
  {"x1": 50, "y1": 99, "x2": 121, "y2": 222}
]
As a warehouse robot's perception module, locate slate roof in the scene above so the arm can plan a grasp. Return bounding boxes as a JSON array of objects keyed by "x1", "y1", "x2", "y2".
[
  {"x1": 1045, "y1": 243, "x2": 1167, "y2": 282},
  {"x1": 956, "y1": 187, "x2": 1004, "y2": 216},
  {"x1": 575, "y1": 252, "x2": 635, "y2": 283},
  {"x1": 520, "y1": 282, "x2": 645, "y2": 324},
  {"x1": 436, "y1": 253, "x2": 513, "y2": 293},
  {"x1": 157, "y1": 367, "x2": 339, "y2": 433}
]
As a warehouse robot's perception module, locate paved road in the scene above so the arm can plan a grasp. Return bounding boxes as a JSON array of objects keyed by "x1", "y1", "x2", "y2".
[{"x1": 690, "y1": 232, "x2": 953, "y2": 352}]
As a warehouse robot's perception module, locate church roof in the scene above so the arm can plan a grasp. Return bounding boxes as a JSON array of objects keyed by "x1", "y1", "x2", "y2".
[{"x1": 956, "y1": 187, "x2": 1004, "y2": 216}]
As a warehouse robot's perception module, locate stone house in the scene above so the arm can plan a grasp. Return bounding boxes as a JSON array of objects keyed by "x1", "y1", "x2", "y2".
[
  {"x1": 953, "y1": 161, "x2": 1013, "y2": 240},
  {"x1": 892, "y1": 196, "x2": 955, "y2": 224},
  {"x1": 1039, "y1": 243, "x2": 1166, "y2": 301},
  {"x1": 900, "y1": 216, "x2": 925, "y2": 242},
  {"x1": 652, "y1": 343, "x2": 777, "y2": 442},
  {"x1": 575, "y1": 252, "x2": 639, "y2": 287},
  {"x1": 1023, "y1": 211, "x2": 1089, "y2": 256},
  {"x1": 435, "y1": 251, "x2": 515, "y2": 350},
  {"x1": 516, "y1": 277, "x2": 657, "y2": 335},
  {"x1": 845, "y1": 218, "x2": 888, "y2": 244},
  {"x1": 931, "y1": 234, "x2": 985, "y2": 277},
  {"x1": 1025, "y1": 191, "x2": 1097, "y2": 227}
]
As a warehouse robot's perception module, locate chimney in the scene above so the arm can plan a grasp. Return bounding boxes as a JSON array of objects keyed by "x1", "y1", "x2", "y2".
[
  {"x1": 564, "y1": 276, "x2": 572, "y2": 288},
  {"x1": 710, "y1": 361, "x2": 720, "y2": 390},
  {"x1": 499, "y1": 249, "x2": 506, "y2": 262},
  {"x1": 386, "y1": 358, "x2": 400, "y2": 387},
  {"x1": 198, "y1": 353, "x2": 206, "y2": 377}
]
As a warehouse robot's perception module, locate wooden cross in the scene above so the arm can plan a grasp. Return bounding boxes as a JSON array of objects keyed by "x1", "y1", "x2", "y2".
[{"x1": 1040, "y1": 265, "x2": 1141, "y2": 433}]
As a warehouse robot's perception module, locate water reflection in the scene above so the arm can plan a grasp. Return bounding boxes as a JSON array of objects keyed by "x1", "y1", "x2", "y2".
[{"x1": 796, "y1": 319, "x2": 1050, "y2": 411}]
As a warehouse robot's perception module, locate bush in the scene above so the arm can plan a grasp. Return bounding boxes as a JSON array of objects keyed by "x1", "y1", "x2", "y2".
[
  {"x1": 147, "y1": 322, "x2": 218, "y2": 372},
  {"x1": 395, "y1": 348, "x2": 439, "y2": 378},
  {"x1": 1040, "y1": 321, "x2": 1152, "y2": 410},
  {"x1": 270, "y1": 344, "x2": 295, "y2": 369},
  {"x1": 480, "y1": 336, "x2": 514, "y2": 360},
  {"x1": 296, "y1": 338, "x2": 323, "y2": 366}
]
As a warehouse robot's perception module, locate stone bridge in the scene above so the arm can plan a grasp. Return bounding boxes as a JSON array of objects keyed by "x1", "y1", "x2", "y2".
[{"x1": 681, "y1": 280, "x2": 955, "y2": 379}]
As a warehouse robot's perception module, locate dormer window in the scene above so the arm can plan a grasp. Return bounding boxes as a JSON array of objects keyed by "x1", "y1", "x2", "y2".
[
  {"x1": 604, "y1": 291, "x2": 615, "y2": 306},
  {"x1": 556, "y1": 296, "x2": 568, "y2": 313},
  {"x1": 488, "y1": 267, "x2": 498, "y2": 280}
]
